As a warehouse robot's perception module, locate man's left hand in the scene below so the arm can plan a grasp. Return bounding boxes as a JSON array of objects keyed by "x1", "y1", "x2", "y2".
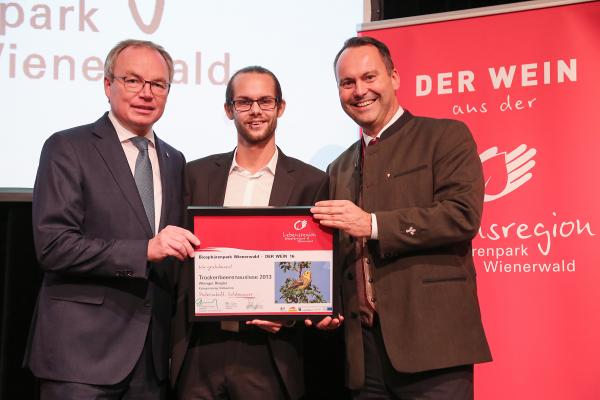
[
  {"x1": 311, "y1": 200, "x2": 371, "y2": 238},
  {"x1": 246, "y1": 319, "x2": 285, "y2": 334}
]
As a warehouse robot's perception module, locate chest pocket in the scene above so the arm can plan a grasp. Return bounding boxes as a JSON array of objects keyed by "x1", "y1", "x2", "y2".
[
  {"x1": 391, "y1": 164, "x2": 428, "y2": 178},
  {"x1": 374, "y1": 164, "x2": 431, "y2": 189},
  {"x1": 363, "y1": 163, "x2": 431, "y2": 211}
]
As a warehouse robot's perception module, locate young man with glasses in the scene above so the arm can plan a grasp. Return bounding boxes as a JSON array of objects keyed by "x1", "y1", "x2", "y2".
[
  {"x1": 171, "y1": 66, "x2": 332, "y2": 400},
  {"x1": 24, "y1": 39, "x2": 199, "y2": 400}
]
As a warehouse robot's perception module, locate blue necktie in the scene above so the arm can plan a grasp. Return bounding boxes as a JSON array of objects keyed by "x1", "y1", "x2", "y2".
[{"x1": 131, "y1": 136, "x2": 155, "y2": 234}]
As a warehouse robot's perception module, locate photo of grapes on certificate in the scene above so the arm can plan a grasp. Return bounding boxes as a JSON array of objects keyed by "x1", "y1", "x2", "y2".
[{"x1": 187, "y1": 207, "x2": 335, "y2": 321}]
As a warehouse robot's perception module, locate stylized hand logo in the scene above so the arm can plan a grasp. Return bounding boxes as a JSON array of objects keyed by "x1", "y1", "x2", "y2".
[
  {"x1": 479, "y1": 144, "x2": 536, "y2": 202},
  {"x1": 129, "y1": 0, "x2": 164, "y2": 34},
  {"x1": 294, "y1": 220, "x2": 308, "y2": 231}
]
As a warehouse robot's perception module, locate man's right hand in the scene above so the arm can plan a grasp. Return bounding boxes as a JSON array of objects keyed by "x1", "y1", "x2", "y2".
[
  {"x1": 311, "y1": 200, "x2": 372, "y2": 238},
  {"x1": 147, "y1": 225, "x2": 200, "y2": 262},
  {"x1": 305, "y1": 315, "x2": 344, "y2": 330}
]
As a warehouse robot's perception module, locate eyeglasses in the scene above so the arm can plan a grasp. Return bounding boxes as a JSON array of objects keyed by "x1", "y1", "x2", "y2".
[
  {"x1": 230, "y1": 97, "x2": 278, "y2": 112},
  {"x1": 113, "y1": 76, "x2": 171, "y2": 95}
]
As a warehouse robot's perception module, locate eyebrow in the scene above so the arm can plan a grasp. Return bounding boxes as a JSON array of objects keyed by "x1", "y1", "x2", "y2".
[
  {"x1": 234, "y1": 96, "x2": 275, "y2": 100},
  {"x1": 121, "y1": 71, "x2": 168, "y2": 82},
  {"x1": 338, "y1": 77, "x2": 355, "y2": 84},
  {"x1": 362, "y1": 69, "x2": 379, "y2": 76}
]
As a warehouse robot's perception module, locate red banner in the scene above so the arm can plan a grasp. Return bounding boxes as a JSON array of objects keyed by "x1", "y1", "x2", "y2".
[
  {"x1": 194, "y1": 214, "x2": 333, "y2": 251},
  {"x1": 361, "y1": 1, "x2": 600, "y2": 398}
]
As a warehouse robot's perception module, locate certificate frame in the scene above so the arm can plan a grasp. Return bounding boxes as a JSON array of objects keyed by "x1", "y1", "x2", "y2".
[{"x1": 187, "y1": 206, "x2": 337, "y2": 321}]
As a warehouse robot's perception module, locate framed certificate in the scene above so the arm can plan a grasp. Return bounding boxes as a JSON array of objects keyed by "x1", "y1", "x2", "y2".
[{"x1": 187, "y1": 206, "x2": 335, "y2": 321}]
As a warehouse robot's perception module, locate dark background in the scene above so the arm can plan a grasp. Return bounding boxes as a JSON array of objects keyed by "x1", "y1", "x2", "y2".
[
  {"x1": 0, "y1": 1, "x2": 523, "y2": 398},
  {"x1": 370, "y1": 0, "x2": 521, "y2": 20}
]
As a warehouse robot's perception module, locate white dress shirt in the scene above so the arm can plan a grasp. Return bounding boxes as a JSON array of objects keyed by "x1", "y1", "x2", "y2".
[{"x1": 223, "y1": 147, "x2": 278, "y2": 207}]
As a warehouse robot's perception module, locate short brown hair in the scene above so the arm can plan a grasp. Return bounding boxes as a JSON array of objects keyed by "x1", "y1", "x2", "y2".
[
  {"x1": 104, "y1": 39, "x2": 174, "y2": 82},
  {"x1": 225, "y1": 66, "x2": 283, "y2": 105},
  {"x1": 334, "y1": 36, "x2": 395, "y2": 75}
]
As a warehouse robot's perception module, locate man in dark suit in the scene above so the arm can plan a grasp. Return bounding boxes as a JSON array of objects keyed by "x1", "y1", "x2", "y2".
[
  {"x1": 311, "y1": 36, "x2": 492, "y2": 399},
  {"x1": 24, "y1": 39, "x2": 199, "y2": 400},
  {"x1": 171, "y1": 66, "x2": 329, "y2": 400}
]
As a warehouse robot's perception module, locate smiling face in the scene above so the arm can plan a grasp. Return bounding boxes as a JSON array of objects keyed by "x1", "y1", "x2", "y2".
[
  {"x1": 225, "y1": 72, "x2": 285, "y2": 146},
  {"x1": 104, "y1": 45, "x2": 170, "y2": 135},
  {"x1": 335, "y1": 44, "x2": 400, "y2": 136}
]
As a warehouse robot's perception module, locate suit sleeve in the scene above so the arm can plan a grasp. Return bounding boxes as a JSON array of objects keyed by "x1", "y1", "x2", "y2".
[
  {"x1": 313, "y1": 173, "x2": 329, "y2": 203},
  {"x1": 374, "y1": 121, "x2": 484, "y2": 258},
  {"x1": 32, "y1": 133, "x2": 149, "y2": 278},
  {"x1": 173, "y1": 164, "x2": 194, "y2": 306}
]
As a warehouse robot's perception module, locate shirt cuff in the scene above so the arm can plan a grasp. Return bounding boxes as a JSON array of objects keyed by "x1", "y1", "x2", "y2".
[{"x1": 370, "y1": 213, "x2": 378, "y2": 240}]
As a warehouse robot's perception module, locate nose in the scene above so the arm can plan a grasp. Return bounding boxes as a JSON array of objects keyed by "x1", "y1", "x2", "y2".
[
  {"x1": 139, "y1": 81, "x2": 153, "y2": 98},
  {"x1": 249, "y1": 100, "x2": 262, "y2": 114},
  {"x1": 354, "y1": 80, "x2": 368, "y2": 97}
]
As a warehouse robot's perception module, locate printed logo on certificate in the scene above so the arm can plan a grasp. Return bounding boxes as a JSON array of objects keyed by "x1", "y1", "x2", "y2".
[{"x1": 187, "y1": 207, "x2": 336, "y2": 320}]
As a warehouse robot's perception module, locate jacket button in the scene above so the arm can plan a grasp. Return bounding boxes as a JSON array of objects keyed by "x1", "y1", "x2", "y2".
[
  {"x1": 347, "y1": 272, "x2": 354, "y2": 280},
  {"x1": 371, "y1": 297, "x2": 376, "y2": 303},
  {"x1": 368, "y1": 278, "x2": 373, "y2": 283}
]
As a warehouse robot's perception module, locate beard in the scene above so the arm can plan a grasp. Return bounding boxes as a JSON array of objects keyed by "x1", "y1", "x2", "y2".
[{"x1": 234, "y1": 119, "x2": 277, "y2": 146}]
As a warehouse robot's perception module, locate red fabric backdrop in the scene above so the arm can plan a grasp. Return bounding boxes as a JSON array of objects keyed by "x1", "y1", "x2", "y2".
[{"x1": 361, "y1": 2, "x2": 600, "y2": 398}]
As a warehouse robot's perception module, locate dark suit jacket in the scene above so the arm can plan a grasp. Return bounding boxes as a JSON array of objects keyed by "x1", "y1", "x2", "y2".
[
  {"x1": 329, "y1": 111, "x2": 492, "y2": 390},
  {"x1": 24, "y1": 113, "x2": 186, "y2": 385},
  {"x1": 170, "y1": 148, "x2": 328, "y2": 400}
]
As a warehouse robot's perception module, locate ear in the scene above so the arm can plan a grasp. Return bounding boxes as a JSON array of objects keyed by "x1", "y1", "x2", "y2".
[
  {"x1": 224, "y1": 103, "x2": 234, "y2": 120},
  {"x1": 276, "y1": 99, "x2": 286, "y2": 118},
  {"x1": 390, "y1": 69, "x2": 400, "y2": 91},
  {"x1": 104, "y1": 77, "x2": 112, "y2": 99}
]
